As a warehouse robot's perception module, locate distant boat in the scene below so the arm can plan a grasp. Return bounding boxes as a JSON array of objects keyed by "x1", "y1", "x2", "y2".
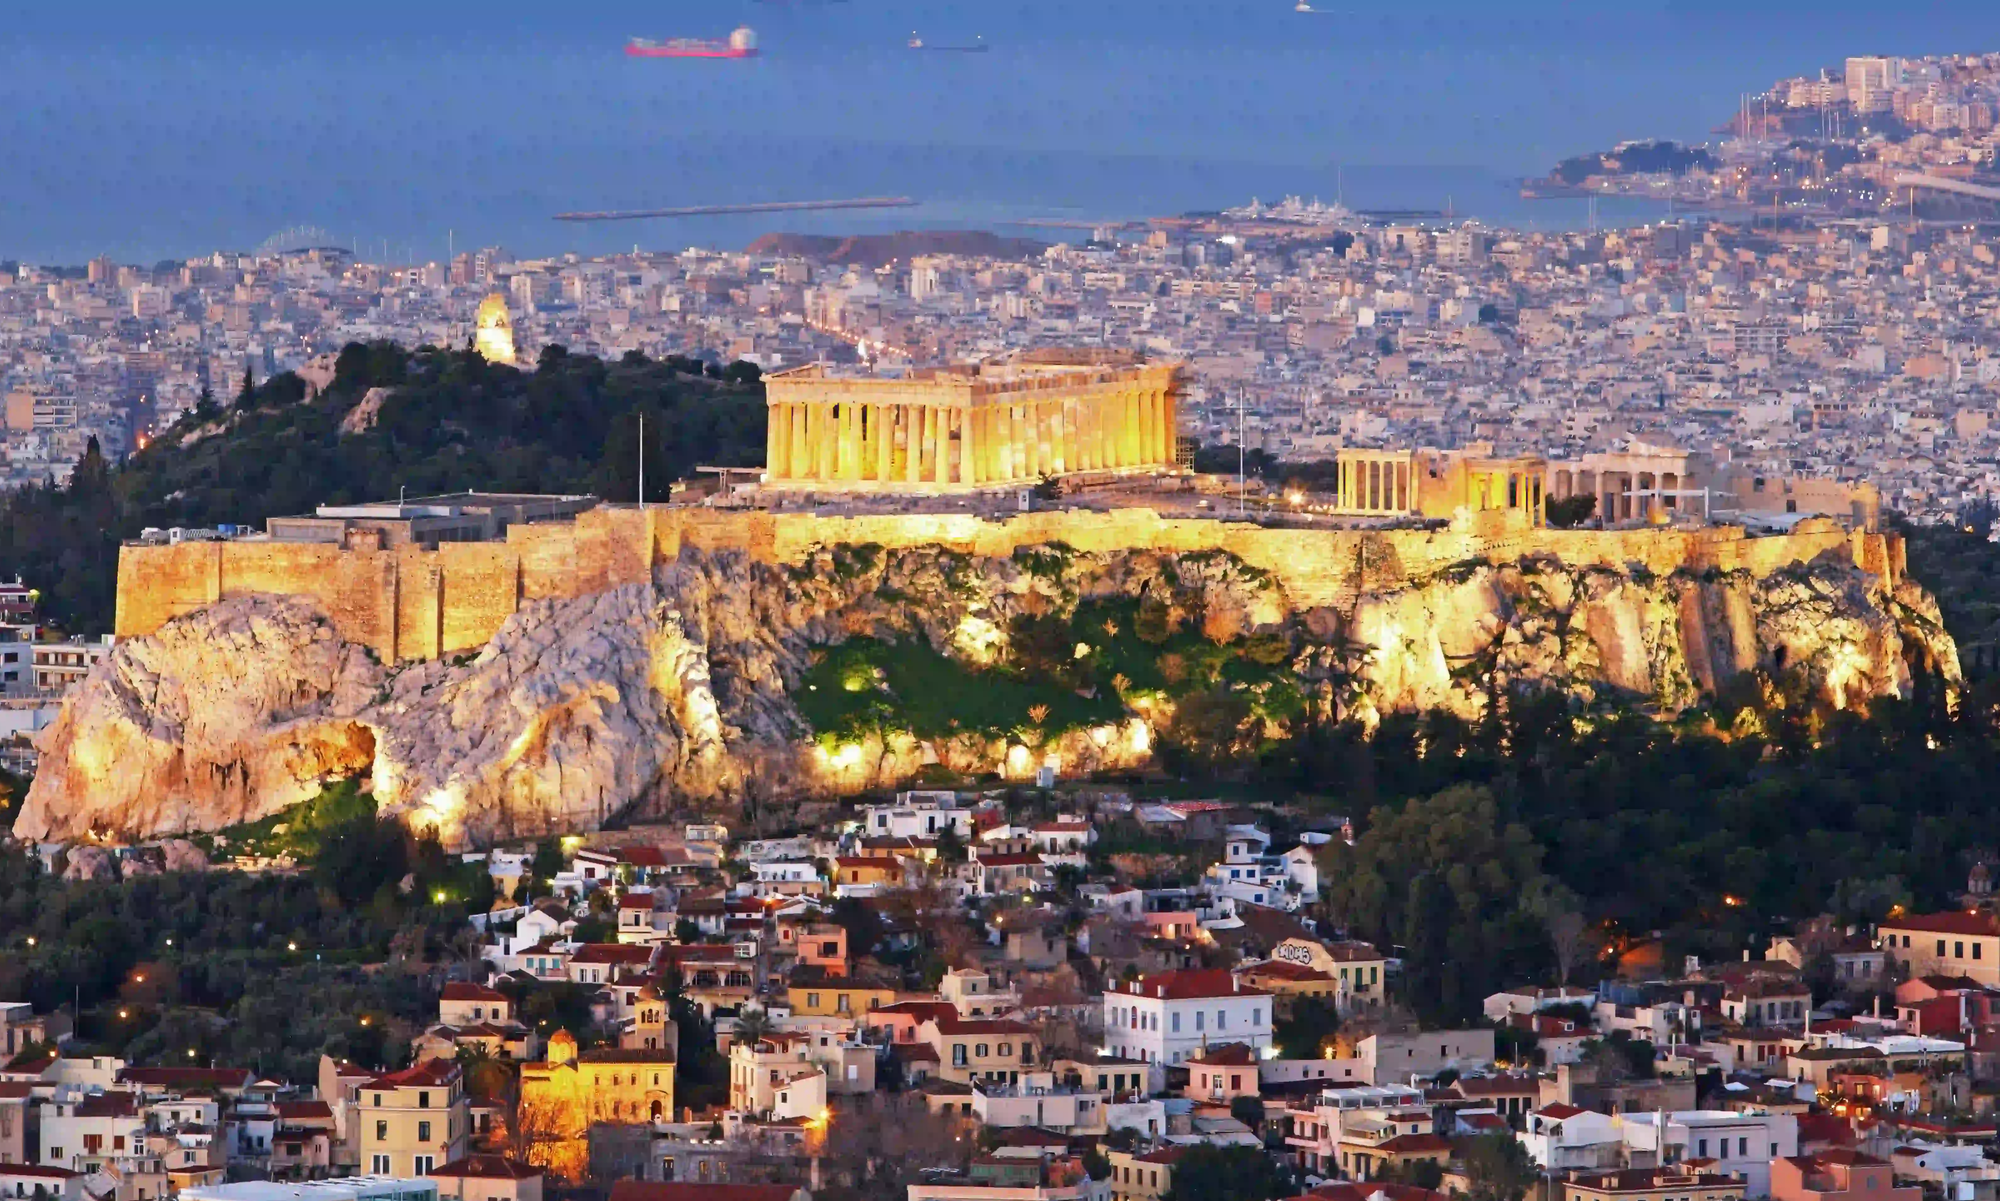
[
  {"x1": 627, "y1": 27, "x2": 759, "y2": 58},
  {"x1": 908, "y1": 32, "x2": 988, "y2": 52}
]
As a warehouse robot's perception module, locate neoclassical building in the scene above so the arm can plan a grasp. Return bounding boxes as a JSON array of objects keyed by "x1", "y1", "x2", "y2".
[{"x1": 762, "y1": 350, "x2": 1183, "y2": 491}]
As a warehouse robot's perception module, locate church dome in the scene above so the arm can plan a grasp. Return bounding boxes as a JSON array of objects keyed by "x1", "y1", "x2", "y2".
[{"x1": 547, "y1": 1027, "x2": 578, "y2": 1065}]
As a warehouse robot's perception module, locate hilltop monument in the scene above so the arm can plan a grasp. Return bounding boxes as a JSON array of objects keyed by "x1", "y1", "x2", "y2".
[{"x1": 473, "y1": 293, "x2": 516, "y2": 365}]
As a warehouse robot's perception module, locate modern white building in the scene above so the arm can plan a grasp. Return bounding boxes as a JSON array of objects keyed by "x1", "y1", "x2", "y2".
[
  {"x1": 859, "y1": 792, "x2": 975, "y2": 840},
  {"x1": 1102, "y1": 969, "x2": 1272, "y2": 1067},
  {"x1": 1622, "y1": 1109, "x2": 1798, "y2": 1197},
  {"x1": 180, "y1": 1178, "x2": 441, "y2": 1201}
]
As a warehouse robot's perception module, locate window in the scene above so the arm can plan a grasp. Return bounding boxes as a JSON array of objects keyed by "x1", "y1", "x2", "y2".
[
  {"x1": 1172, "y1": 1012, "x2": 1181, "y2": 1033},
  {"x1": 419, "y1": 1090, "x2": 432, "y2": 1109},
  {"x1": 1978, "y1": 944, "x2": 1985, "y2": 961},
  {"x1": 998, "y1": 1042, "x2": 1012, "y2": 1056},
  {"x1": 1195, "y1": 1011, "x2": 1205, "y2": 1031},
  {"x1": 975, "y1": 1043, "x2": 989, "y2": 1058},
  {"x1": 807, "y1": 993, "x2": 821, "y2": 1008},
  {"x1": 1939, "y1": 939, "x2": 1948, "y2": 956},
  {"x1": 953, "y1": 1044, "x2": 967, "y2": 1066},
  {"x1": 1218, "y1": 1009, "x2": 1228, "y2": 1030},
  {"x1": 372, "y1": 1156, "x2": 390, "y2": 1175},
  {"x1": 1738, "y1": 1138, "x2": 1747, "y2": 1156},
  {"x1": 375, "y1": 1122, "x2": 388, "y2": 1142},
  {"x1": 1958, "y1": 942, "x2": 1966, "y2": 959},
  {"x1": 415, "y1": 1155, "x2": 434, "y2": 1175},
  {"x1": 418, "y1": 1121, "x2": 432, "y2": 1143}
]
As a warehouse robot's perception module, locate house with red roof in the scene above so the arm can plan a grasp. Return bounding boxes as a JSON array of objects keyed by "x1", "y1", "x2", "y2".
[
  {"x1": 917, "y1": 1015, "x2": 1043, "y2": 1086},
  {"x1": 1103, "y1": 968, "x2": 1273, "y2": 1070},
  {"x1": 431, "y1": 1155, "x2": 544, "y2": 1201},
  {"x1": 1771, "y1": 1150, "x2": 1919, "y2": 1201}
]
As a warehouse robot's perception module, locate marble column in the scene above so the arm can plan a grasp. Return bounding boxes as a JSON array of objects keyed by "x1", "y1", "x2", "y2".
[
  {"x1": 961, "y1": 405, "x2": 980, "y2": 486},
  {"x1": 906, "y1": 405, "x2": 924, "y2": 485},
  {"x1": 806, "y1": 403, "x2": 825, "y2": 480},
  {"x1": 884, "y1": 400, "x2": 900, "y2": 480}
]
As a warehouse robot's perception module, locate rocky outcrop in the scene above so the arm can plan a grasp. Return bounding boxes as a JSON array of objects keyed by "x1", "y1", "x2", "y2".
[
  {"x1": 15, "y1": 596, "x2": 382, "y2": 844},
  {"x1": 14, "y1": 539, "x2": 1960, "y2": 848}
]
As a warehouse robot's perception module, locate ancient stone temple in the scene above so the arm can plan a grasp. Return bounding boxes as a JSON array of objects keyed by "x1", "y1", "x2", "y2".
[{"x1": 762, "y1": 351, "x2": 1183, "y2": 490}]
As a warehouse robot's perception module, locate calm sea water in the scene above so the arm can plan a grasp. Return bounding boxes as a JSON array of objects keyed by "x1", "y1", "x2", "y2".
[{"x1": 7, "y1": 0, "x2": 2000, "y2": 263}]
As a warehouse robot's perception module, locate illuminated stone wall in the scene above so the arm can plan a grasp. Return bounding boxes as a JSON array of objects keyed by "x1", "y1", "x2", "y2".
[{"x1": 114, "y1": 505, "x2": 1899, "y2": 661}]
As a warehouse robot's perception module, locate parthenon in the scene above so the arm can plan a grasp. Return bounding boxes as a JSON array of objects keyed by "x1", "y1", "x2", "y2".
[{"x1": 761, "y1": 351, "x2": 1183, "y2": 490}]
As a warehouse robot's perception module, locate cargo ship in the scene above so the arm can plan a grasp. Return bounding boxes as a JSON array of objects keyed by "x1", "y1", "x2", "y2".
[
  {"x1": 627, "y1": 27, "x2": 759, "y2": 58},
  {"x1": 907, "y1": 33, "x2": 987, "y2": 52}
]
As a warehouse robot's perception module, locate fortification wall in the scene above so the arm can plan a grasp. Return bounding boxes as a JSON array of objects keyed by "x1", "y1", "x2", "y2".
[{"x1": 113, "y1": 506, "x2": 1899, "y2": 660}]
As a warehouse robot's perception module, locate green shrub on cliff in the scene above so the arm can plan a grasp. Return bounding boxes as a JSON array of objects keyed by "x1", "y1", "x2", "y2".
[{"x1": 0, "y1": 343, "x2": 767, "y2": 634}]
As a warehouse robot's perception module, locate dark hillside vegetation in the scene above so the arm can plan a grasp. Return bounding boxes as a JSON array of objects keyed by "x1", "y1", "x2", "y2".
[{"x1": 0, "y1": 343, "x2": 768, "y2": 633}]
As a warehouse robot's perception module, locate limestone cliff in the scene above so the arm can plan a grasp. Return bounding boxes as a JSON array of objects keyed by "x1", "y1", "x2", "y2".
[{"x1": 13, "y1": 539, "x2": 1960, "y2": 848}]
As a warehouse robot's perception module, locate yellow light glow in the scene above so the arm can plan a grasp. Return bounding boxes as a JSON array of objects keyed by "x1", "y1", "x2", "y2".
[{"x1": 952, "y1": 613, "x2": 1005, "y2": 663}]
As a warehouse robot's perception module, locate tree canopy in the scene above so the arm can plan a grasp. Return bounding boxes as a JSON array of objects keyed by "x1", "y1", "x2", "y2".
[{"x1": 0, "y1": 343, "x2": 767, "y2": 633}]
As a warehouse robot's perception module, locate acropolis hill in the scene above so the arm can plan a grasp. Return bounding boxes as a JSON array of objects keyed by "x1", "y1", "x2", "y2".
[{"x1": 11, "y1": 356, "x2": 1958, "y2": 849}]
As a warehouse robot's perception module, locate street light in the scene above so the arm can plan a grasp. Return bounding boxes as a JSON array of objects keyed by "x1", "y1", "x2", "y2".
[{"x1": 288, "y1": 941, "x2": 298, "y2": 952}]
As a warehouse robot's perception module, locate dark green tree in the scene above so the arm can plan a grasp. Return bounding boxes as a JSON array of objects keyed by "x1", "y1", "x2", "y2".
[
  {"x1": 1463, "y1": 1130, "x2": 1539, "y2": 1201},
  {"x1": 1162, "y1": 1144, "x2": 1293, "y2": 1201}
]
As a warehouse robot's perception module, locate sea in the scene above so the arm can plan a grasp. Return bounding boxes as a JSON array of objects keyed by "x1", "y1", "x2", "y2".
[{"x1": 8, "y1": 0, "x2": 2000, "y2": 265}]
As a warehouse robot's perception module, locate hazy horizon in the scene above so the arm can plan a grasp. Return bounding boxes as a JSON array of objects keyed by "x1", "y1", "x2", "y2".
[{"x1": 11, "y1": 0, "x2": 2000, "y2": 264}]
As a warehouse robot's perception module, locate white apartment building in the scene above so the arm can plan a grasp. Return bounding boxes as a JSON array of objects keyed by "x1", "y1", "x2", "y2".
[
  {"x1": 1102, "y1": 969, "x2": 1271, "y2": 1067},
  {"x1": 859, "y1": 792, "x2": 975, "y2": 840},
  {"x1": 1623, "y1": 1110, "x2": 1799, "y2": 1197},
  {"x1": 39, "y1": 1088, "x2": 144, "y2": 1173}
]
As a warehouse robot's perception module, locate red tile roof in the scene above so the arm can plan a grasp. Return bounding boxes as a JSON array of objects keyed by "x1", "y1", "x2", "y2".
[
  {"x1": 1124, "y1": 968, "x2": 1270, "y2": 1000},
  {"x1": 610, "y1": 1184, "x2": 801, "y2": 1201},
  {"x1": 439, "y1": 982, "x2": 509, "y2": 1002},
  {"x1": 1373, "y1": 1133, "x2": 1453, "y2": 1154},
  {"x1": 1187, "y1": 1043, "x2": 1260, "y2": 1066},
  {"x1": 570, "y1": 943, "x2": 657, "y2": 964},
  {"x1": 366, "y1": 1059, "x2": 461, "y2": 1088},
  {"x1": 430, "y1": 1154, "x2": 543, "y2": 1180}
]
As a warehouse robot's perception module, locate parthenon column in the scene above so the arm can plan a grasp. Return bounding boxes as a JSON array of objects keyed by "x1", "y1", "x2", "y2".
[
  {"x1": 875, "y1": 404, "x2": 894, "y2": 482},
  {"x1": 765, "y1": 404, "x2": 785, "y2": 479},
  {"x1": 1051, "y1": 404, "x2": 1067, "y2": 475},
  {"x1": 905, "y1": 406, "x2": 923, "y2": 484},
  {"x1": 960, "y1": 404, "x2": 979, "y2": 486}
]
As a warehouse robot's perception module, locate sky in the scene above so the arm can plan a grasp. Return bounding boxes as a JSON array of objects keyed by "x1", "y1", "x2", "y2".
[{"x1": 8, "y1": 1, "x2": 2000, "y2": 263}]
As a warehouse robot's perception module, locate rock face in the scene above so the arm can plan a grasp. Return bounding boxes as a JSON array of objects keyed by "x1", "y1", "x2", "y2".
[
  {"x1": 14, "y1": 541, "x2": 1960, "y2": 848},
  {"x1": 16, "y1": 595, "x2": 381, "y2": 843}
]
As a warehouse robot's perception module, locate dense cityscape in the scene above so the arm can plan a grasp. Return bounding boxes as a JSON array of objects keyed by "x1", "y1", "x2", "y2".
[{"x1": 10, "y1": 33, "x2": 2000, "y2": 1201}]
